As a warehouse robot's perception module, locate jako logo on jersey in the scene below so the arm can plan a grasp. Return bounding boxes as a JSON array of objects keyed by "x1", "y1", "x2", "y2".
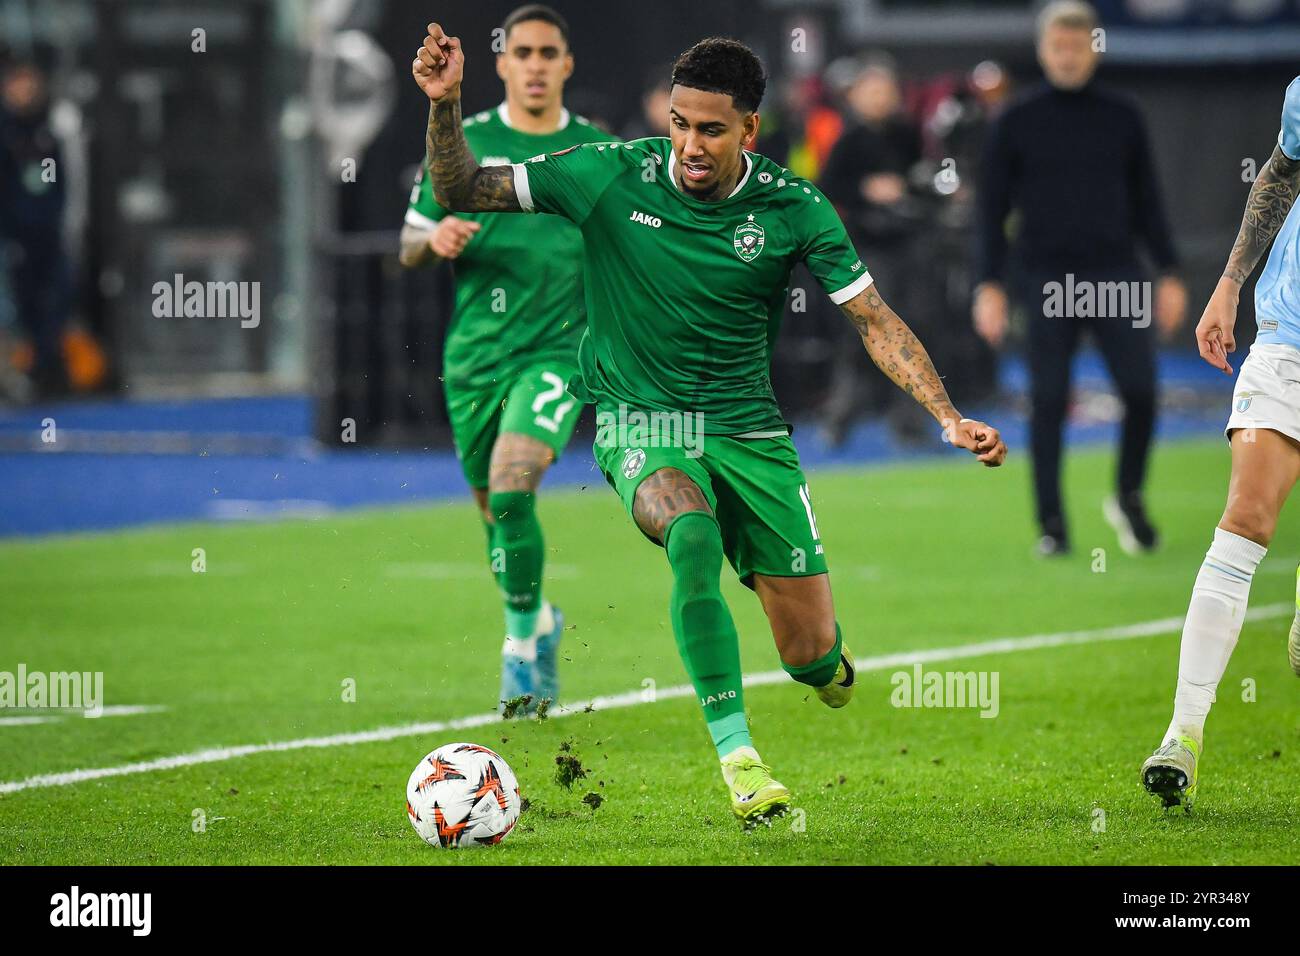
[
  {"x1": 701, "y1": 690, "x2": 738, "y2": 707},
  {"x1": 629, "y1": 210, "x2": 662, "y2": 229},
  {"x1": 733, "y1": 214, "x2": 765, "y2": 262}
]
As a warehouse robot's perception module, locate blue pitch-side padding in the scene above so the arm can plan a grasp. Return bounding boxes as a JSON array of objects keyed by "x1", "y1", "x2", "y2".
[
  {"x1": 0, "y1": 351, "x2": 1239, "y2": 538},
  {"x1": 0, "y1": 395, "x2": 313, "y2": 436}
]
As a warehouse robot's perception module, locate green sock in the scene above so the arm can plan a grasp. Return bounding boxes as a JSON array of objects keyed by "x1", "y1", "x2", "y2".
[
  {"x1": 489, "y1": 490, "x2": 544, "y2": 639},
  {"x1": 481, "y1": 512, "x2": 499, "y2": 588},
  {"x1": 664, "y1": 512, "x2": 751, "y2": 758},
  {"x1": 782, "y1": 622, "x2": 843, "y2": 687}
]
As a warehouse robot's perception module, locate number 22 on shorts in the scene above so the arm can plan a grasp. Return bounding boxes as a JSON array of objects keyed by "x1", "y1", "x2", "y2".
[{"x1": 532, "y1": 371, "x2": 577, "y2": 434}]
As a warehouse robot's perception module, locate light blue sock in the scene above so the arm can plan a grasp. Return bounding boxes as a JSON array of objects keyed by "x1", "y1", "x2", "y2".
[{"x1": 708, "y1": 712, "x2": 753, "y2": 759}]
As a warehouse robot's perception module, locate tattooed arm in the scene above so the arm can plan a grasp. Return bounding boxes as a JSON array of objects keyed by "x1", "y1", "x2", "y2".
[
  {"x1": 1196, "y1": 144, "x2": 1300, "y2": 374},
  {"x1": 412, "y1": 22, "x2": 522, "y2": 213},
  {"x1": 841, "y1": 284, "x2": 956, "y2": 422},
  {"x1": 841, "y1": 284, "x2": 1007, "y2": 466},
  {"x1": 1224, "y1": 145, "x2": 1300, "y2": 286},
  {"x1": 423, "y1": 100, "x2": 522, "y2": 212}
]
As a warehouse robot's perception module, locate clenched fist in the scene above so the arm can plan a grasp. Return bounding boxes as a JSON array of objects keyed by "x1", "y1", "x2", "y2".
[
  {"x1": 412, "y1": 22, "x2": 464, "y2": 103},
  {"x1": 945, "y1": 417, "x2": 1008, "y2": 467},
  {"x1": 429, "y1": 215, "x2": 481, "y2": 259}
]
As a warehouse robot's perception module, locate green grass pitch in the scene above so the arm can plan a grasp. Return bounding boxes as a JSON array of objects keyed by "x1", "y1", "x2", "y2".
[{"x1": 1, "y1": 438, "x2": 1298, "y2": 865}]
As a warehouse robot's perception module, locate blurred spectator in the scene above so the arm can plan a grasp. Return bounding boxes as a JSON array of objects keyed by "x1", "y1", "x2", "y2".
[
  {"x1": 924, "y1": 60, "x2": 1011, "y2": 201},
  {"x1": 621, "y1": 70, "x2": 671, "y2": 140},
  {"x1": 972, "y1": 0, "x2": 1188, "y2": 556},
  {"x1": 0, "y1": 59, "x2": 71, "y2": 399},
  {"x1": 772, "y1": 74, "x2": 842, "y2": 181},
  {"x1": 818, "y1": 55, "x2": 926, "y2": 446},
  {"x1": 562, "y1": 88, "x2": 616, "y2": 136},
  {"x1": 821, "y1": 55, "x2": 920, "y2": 246}
]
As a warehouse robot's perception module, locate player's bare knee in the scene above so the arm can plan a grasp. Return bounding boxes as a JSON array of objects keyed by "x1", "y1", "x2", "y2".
[
  {"x1": 1219, "y1": 498, "x2": 1276, "y2": 547},
  {"x1": 777, "y1": 631, "x2": 831, "y2": 668},
  {"x1": 771, "y1": 616, "x2": 836, "y2": 667},
  {"x1": 488, "y1": 433, "x2": 553, "y2": 494}
]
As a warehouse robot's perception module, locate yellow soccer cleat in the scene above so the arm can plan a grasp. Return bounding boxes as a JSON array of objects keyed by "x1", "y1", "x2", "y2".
[
  {"x1": 720, "y1": 747, "x2": 791, "y2": 829},
  {"x1": 815, "y1": 645, "x2": 856, "y2": 708},
  {"x1": 1141, "y1": 734, "x2": 1201, "y2": 811}
]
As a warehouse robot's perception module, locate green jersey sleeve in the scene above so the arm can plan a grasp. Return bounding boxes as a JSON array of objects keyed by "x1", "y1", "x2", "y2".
[
  {"x1": 797, "y1": 187, "x2": 874, "y2": 305},
  {"x1": 511, "y1": 142, "x2": 626, "y2": 223},
  {"x1": 404, "y1": 166, "x2": 447, "y2": 231}
]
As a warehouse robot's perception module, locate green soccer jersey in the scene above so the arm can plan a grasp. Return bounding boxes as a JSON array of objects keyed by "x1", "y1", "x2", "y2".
[
  {"x1": 405, "y1": 103, "x2": 612, "y2": 390},
  {"x1": 512, "y1": 137, "x2": 873, "y2": 435}
]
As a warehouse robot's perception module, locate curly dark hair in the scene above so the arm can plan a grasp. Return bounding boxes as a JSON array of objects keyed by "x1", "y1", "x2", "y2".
[{"x1": 670, "y1": 37, "x2": 767, "y2": 113}]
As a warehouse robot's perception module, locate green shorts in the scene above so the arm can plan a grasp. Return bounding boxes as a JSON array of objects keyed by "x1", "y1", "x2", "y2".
[
  {"x1": 593, "y1": 427, "x2": 828, "y2": 586},
  {"x1": 445, "y1": 361, "x2": 581, "y2": 490}
]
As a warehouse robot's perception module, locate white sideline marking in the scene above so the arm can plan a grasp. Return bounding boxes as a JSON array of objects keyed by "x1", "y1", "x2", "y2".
[
  {"x1": 96, "y1": 705, "x2": 169, "y2": 718},
  {"x1": 0, "y1": 604, "x2": 1289, "y2": 795},
  {"x1": 0, "y1": 705, "x2": 167, "y2": 727}
]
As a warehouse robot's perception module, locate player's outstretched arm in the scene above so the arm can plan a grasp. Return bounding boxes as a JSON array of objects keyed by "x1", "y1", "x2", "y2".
[
  {"x1": 412, "y1": 22, "x2": 521, "y2": 213},
  {"x1": 841, "y1": 285, "x2": 1007, "y2": 467},
  {"x1": 1196, "y1": 144, "x2": 1300, "y2": 373}
]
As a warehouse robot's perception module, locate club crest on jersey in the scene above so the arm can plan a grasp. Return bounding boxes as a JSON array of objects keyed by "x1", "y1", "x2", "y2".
[
  {"x1": 622, "y1": 448, "x2": 647, "y2": 479},
  {"x1": 733, "y1": 214, "x2": 765, "y2": 262},
  {"x1": 1236, "y1": 391, "x2": 1259, "y2": 412}
]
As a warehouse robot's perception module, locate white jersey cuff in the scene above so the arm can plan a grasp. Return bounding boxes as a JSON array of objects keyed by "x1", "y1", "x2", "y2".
[
  {"x1": 828, "y1": 271, "x2": 874, "y2": 305},
  {"x1": 511, "y1": 163, "x2": 535, "y2": 213},
  {"x1": 404, "y1": 208, "x2": 440, "y2": 230}
]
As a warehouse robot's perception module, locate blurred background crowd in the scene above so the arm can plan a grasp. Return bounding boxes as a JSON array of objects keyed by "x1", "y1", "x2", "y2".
[{"x1": 0, "y1": 0, "x2": 1297, "y2": 474}]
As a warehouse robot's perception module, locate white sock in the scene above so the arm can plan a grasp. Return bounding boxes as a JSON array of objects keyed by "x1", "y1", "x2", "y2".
[
  {"x1": 531, "y1": 601, "x2": 555, "y2": 638},
  {"x1": 720, "y1": 745, "x2": 760, "y2": 765},
  {"x1": 502, "y1": 635, "x2": 537, "y2": 661},
  {"x1": 1164, "y1": 527, "x2": 1266, "y2": 744},
  {"x1": 501, "y1": 602, "x2": 554, "y2": 660}
]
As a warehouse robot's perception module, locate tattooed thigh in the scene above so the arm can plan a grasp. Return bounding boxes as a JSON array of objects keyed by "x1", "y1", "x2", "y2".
[
  {"x1": 631, "y1": 468, "x2": 713, "y2": 543},
  {"x1": 488, "y1": 432, "x2": 555, "y2": 494}
]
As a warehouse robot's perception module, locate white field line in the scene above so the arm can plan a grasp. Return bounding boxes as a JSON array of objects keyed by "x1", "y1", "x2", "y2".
[
  {"x1": 0, "y1": 604, "x2": 1289, "y2": 795},
  {"x1": 94, "y1": 705, "x2": 169, "y2": 718},
  {"x1": 0, "y1": 704, "x2": 167, "y2": 727}
]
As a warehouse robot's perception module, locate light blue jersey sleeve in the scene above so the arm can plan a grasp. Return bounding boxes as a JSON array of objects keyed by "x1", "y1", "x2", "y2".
[
  {"x1": 1280, "y1": 76, "x2": 1300, "y2": 160},
  {"x1": 1253, "y1": 77, "x2": 1300, "y2": 348}
]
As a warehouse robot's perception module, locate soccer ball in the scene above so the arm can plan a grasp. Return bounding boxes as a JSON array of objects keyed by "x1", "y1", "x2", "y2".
[{"x1": 405, "y1": 742, "x2": 522, "y2": 849}]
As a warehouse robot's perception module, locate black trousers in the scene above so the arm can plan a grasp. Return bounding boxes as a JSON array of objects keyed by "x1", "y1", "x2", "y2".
[
  {"x1": 8, "y1": 234, "x2": 70, "y2": 388},
  {"x1": 1015, "y1": 271, "x2": 1157, "y2": 534}
]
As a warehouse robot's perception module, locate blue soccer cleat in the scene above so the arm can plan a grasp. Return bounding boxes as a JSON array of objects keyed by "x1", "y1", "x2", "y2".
[
  {"x1": 534, "y1": 604, "x2": 564, "y2": 707},
  {"x1": 498, "y1": 650, "x2": 536, "y2": 717}
]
